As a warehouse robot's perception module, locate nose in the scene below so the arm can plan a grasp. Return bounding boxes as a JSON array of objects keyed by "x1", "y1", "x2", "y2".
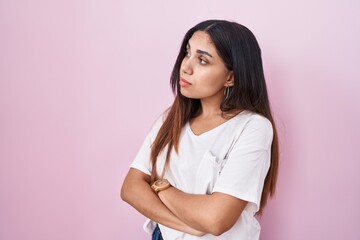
[{"x1": 181, "y1": 57, "x2": 193, "y2": 75}]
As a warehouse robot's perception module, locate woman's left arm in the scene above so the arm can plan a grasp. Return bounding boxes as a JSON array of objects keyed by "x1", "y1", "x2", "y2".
[
  {"x1": 159, "y1": 116, "x2": 273, "y2": 236},
  {"x1": 158, "y1": 188, "x2": 247, "y2": 236}
]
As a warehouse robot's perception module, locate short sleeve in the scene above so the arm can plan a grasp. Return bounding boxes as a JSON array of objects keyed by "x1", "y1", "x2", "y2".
[
  {"x1": 129, "y1": 114, "x2": 165, "y2": 175},
  {"x1": 212, "y1": 115, "x2": 273, "y2": 212}
]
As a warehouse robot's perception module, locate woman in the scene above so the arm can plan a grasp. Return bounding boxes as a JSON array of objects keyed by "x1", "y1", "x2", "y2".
[{"x1": 121, "y1": 19, "x2": 279, "y2": 240}]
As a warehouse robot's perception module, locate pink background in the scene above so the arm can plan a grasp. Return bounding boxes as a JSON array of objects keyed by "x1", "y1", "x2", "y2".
[{"x1": 1, "y1": 0, "x2": 359, "y2": 239}]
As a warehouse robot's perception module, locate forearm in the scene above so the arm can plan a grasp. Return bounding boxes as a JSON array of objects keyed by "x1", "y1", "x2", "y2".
[
  {"x1": 121, "y1": 169, "x2": 204, "y2": 236},
  {"x1": 158, "y1": 187, "x2": 246, "y2": 236},
  {"x1": 158, "y1": 187, "x2": 214, "y2": 233}
]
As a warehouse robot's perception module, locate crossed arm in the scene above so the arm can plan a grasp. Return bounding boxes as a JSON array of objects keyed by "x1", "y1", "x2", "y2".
[{"x1": 120, "y1": 168, "x2": 247, "y2": 236}]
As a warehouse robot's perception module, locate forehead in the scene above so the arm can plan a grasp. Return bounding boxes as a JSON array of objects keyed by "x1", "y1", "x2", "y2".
[{"x1": 187, "y1": 31, "x2": 215, "y2": 51}]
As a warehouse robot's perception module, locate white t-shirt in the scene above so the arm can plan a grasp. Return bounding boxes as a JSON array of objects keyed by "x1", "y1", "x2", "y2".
[{"x1": 130, "y1": 110, "x2": 273, "y2": 240}]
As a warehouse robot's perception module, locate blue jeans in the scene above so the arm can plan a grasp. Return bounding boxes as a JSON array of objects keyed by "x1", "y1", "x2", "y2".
[{"x1": 152, "y1": 225, "x2": 164, "y2": 240}]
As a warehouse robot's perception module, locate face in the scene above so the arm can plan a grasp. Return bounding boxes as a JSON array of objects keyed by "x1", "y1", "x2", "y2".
[{"x1": 179, "y1": 31, "x2": 233, "y2": 101}]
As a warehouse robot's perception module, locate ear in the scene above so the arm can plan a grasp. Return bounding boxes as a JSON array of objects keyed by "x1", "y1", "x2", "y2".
[{"x1": 224, "y1": 71, "x2": 234, "y2": 87}]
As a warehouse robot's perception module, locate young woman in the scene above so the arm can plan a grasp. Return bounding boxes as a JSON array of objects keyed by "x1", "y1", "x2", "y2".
[{"x1": 121, "y1": 19, "x2": 279, "y2": 240}]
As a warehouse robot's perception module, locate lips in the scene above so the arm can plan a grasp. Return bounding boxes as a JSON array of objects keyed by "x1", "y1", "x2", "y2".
[{"x1": 179, "y1": 77, "x2": 192, "y2": 87}]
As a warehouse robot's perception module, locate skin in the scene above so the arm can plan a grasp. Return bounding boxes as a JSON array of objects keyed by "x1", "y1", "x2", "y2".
[
  {"x1": 121, "y1": 169, "x2": 205, "y2": 236},
  {"x1": 180, "y1": 31, "x2": 239, "y2": 134},
  {"x1": 121, "y1": 31, "x2": 247, "y2": 236}
]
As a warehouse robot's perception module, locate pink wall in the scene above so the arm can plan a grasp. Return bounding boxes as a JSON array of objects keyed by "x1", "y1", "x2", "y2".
[{"x1": 1, "y1": 1, "x2": 359, "y2": 239}]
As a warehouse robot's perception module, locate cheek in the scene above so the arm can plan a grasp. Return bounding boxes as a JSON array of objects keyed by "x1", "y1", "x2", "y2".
[{"x1": 196, "y1": 70, "x2": 227, "y2": 88}]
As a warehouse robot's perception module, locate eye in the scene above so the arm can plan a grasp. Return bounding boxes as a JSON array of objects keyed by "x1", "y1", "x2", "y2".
[{"x1": 199, "y1": 58, "x2": 208, "y2": 65}]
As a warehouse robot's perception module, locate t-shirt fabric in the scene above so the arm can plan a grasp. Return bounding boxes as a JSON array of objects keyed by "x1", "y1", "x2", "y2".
[{"x1": 130, "y1": 110, "x2": 273, "y2": 240}]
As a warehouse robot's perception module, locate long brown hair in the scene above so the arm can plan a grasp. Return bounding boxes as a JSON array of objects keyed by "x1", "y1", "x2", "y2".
[{"x1": 150, "y1": 20, "x2": 279, "y2": 214}]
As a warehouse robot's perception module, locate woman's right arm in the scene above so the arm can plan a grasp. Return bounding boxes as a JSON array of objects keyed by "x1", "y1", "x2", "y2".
[{"x1": 120, "y1": 168, "x2": 205, "y2": 236}]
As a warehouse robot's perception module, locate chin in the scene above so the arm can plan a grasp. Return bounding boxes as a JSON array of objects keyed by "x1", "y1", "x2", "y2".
[{"x1": 180, "y1": 89, "x2": 199, "y2": 99}]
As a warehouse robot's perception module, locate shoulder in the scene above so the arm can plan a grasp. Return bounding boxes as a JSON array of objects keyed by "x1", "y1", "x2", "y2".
[
  {"x1": 233, "y1": 110, "x2": 272, "y2": 130},
  {"x1": 145, "y1": 108, "x2": 170, "y2": 139},
  {"x1": 150, "y1": 108, "x2": 171, "y2": 130},
  {"x1": 232, "y1": 111, "x2": 273, "y2": 147},
  {"x1": 243, "y1": 111, "x2": 272, "y2": 133}
]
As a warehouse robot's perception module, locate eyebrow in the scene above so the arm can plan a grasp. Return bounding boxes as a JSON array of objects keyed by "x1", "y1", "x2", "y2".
[
  {"x1": 197, "y1": 49, "x2": 213, "y2": 58},
  {"x1": 187, "y1": 43, "x2": 213, "y2": 58}
]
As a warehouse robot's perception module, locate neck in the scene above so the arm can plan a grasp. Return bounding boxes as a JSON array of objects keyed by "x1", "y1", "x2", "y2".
[{"x1": 199, "y1": 92, "x2": 224, "y2": 118}]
